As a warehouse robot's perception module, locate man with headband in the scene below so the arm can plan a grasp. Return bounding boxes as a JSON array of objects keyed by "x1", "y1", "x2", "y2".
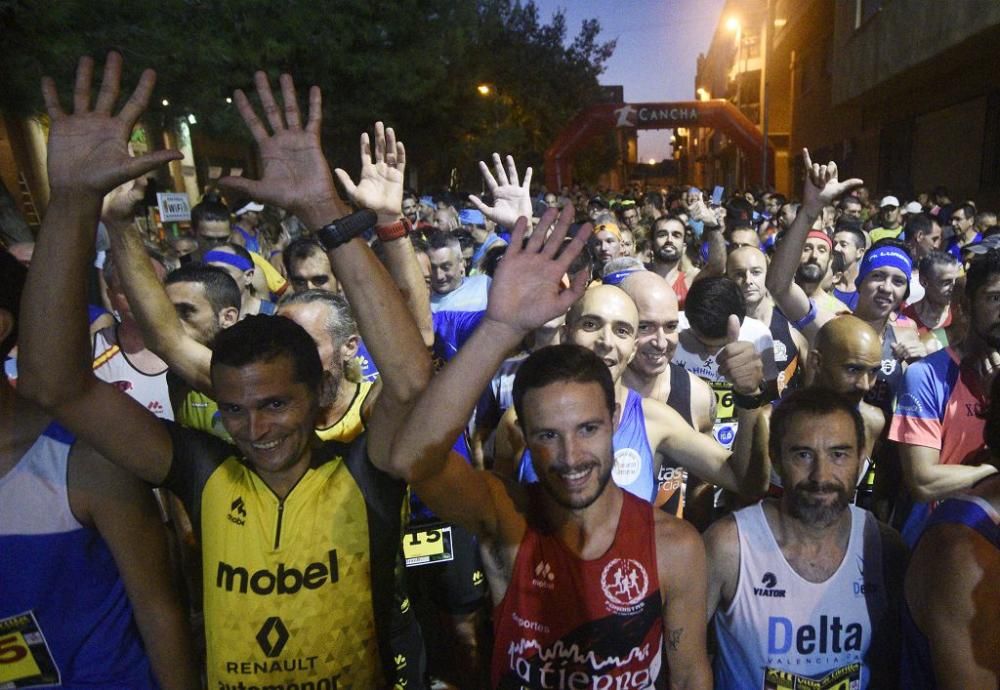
[
  {"x1": 589, "y1": 220, "x2": 624, "y2": 274},
  {"x1": 204, "y1": 243, "x2": 277, "y2": 316},
  {"x1": 796, "y1": 228, "x2": 852, "y2": 314},
  {"x1": 767, "y1": 150, "x2": 924, "y2": 420}
]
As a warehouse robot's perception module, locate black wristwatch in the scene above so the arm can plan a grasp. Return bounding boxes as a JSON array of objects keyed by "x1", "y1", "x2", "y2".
[
  {"x1": 317, "y1": 209, "x2": 378, "y2": 251},
  {"x1": 732, "y1": 388, "x2": 770, "y2": 409}
]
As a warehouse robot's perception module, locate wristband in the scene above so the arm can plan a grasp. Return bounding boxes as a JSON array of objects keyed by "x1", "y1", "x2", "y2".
[
  {"x1": 375, "y1": 216, "x2": 412, "y2": 243},
  {"x1": 317, "y1": 209, "x2": 378, "y2": 251},
  {"x1": 733, "y1": 389, "x2": 769, "y2": 409},
  {"x1": 790, "y1": 299, "x2": 818, "y2": 331}
]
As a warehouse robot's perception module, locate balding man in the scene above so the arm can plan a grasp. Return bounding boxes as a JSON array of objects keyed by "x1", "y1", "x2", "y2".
[
  {"x1": 727, "y1": 245, "x2": 809, "y2": 395},
  {"x1": 619, "y1": 272, "x2": 718, "y2": 519},
  {"x1": 752, "y1": 315, "x2": 887, "y2": 500},
  {"x1": 620, "y1": 272, "x2": 715, "y2": 432},
  {"x1": 496, "y1": 283, "x2": 766, "y2": 509}
]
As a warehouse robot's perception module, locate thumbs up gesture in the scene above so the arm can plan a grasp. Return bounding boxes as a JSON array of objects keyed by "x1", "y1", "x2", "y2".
[{"x1": 716, "y1": 315, "x2": 764, "y2": 395}]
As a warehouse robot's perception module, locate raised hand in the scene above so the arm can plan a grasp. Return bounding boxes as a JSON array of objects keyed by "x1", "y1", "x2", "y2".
[
  {"x1": 484, "y1": 204, "x2": 591, "y2": 335},
  {"x1": 469, "y1": 153, "x2": 533, "y2": 229},
  {"x1": 220, "y1": 72, "x2": 346, "y2": 230},
  {"x1": 42, "y1": 53, "x2": 182, "y2": 196},
  {"x1": 334, "y1": 122, "x2": 405, "y2": 226},
  {"x1": 716, "y1": 315, "x2": 764, "y2": 395},
  {"x1": 801, "y1": 148, "x2": 863, "y2": 211}
]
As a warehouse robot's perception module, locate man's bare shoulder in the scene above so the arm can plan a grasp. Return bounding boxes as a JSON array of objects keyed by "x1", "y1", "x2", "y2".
[
  {"x1": 702, "y1": 511, "x2": 741, "y2": 557},
  {"x1": 653, "y1": 510, "x2": 706, "y2": 558}
]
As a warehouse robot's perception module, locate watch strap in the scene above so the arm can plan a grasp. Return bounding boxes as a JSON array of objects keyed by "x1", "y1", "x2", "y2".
[
  {"x1": 317, "y1": 209, "x2": 378, "y2": 251},
  {"x1": 375, "y1": 217, "x2": 412, "y2": 243}
]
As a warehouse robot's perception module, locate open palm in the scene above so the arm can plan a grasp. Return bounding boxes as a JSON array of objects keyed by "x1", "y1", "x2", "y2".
[
  {"x1": 469, "y1": 153, "x2": 533, "y2": 228},
  {"x1": 334, "y1": 122, "x2": 404, "y2": 223},
  {"x1": 220, "y1": 72, "x2": 346, "y2": 228},
  {"x1": 43, "y1": 53, "x2": 181, "y2": 195},
  {"x1": 486, "y1": 205, "x2": 591, "y2": 333}
]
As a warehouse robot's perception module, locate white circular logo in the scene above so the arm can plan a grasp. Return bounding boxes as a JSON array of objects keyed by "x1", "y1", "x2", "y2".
[
  {"x1": 600, "y1": 558, "x2": 650, "y2": 614},
  {"x1": 773, "y1": 340, "x2": 788, "y2": 362},
  {"x1": 613, "y1": 448, "x2": 642, "y2": 486}
]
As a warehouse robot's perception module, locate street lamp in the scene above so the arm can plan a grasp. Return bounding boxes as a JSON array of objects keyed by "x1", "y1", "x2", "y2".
[{"x1": 476, "y1": 84, "x2": 493, "y2": 96}]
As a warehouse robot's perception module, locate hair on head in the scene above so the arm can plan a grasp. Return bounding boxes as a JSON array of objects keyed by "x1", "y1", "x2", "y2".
[
  {"x1": 512, "y1": 344, "x2": 615, "y2": 430},
  {"x1": 768, "y1": 387, "x2": 865, "y2": 471},
  {"x1": 165, "y1": 263, "x2": 241, "y2": 315},
  {"x1": 211, "y1": 315, "x2": 323, "y2": 392}
]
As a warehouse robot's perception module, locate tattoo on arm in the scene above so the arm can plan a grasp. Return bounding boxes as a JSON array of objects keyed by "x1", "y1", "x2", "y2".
[{"x1": 667, "y1": 627, "x2": 684, "y2": 651}]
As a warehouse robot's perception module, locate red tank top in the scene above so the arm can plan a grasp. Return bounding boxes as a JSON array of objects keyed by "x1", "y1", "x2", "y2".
[
  {"x1": 492, "y1": 490, "x2": 666, "y2": 688},
  {"x1": 672, "y1": 272, "x2": 689, "y2": 309}
]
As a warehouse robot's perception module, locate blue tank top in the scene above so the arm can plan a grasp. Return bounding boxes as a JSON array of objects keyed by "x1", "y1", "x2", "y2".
[
  {"x1": 901, "y1": 495, "x2": 1000, "y2": 690},
  {"x1": 234, "y1": 225, "x2": 261, "y2": 253},
  {"x1": 518, "y1": 388, "x2": 657, "y2": 503},
  {"x1": 0, "y1": 424, "x2": 157, "y2": 689}
]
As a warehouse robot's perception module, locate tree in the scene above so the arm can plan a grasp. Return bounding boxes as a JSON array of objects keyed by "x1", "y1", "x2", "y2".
[{"x1": 0, "y1": 0, "x2": 614, "y2": 190}]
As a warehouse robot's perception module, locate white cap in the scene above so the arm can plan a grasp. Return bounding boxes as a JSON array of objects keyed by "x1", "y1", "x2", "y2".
[
  {"x1": 904, "y1": 201, "x2": 922, "y2": 214},
  {"x1": 879, "y1": 195, "x2": 900, "y2": 208},
  {"x1": 236, "y1": 201, "x2": 264, "y2": 215}
]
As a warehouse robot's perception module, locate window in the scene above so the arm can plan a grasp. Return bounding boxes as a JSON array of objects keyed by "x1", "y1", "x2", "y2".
[{"x1": 855, "y1": 0, "x2": 884, "y2": 29}]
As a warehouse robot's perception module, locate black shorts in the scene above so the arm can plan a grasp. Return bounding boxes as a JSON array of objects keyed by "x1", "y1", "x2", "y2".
[{"x1": 405, "y1": 521, "x2": 488, "y2": 615}]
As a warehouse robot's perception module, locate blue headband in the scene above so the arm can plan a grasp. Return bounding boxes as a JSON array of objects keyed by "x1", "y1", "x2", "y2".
[
  {"x1": 855, "y1": 245, "x2": 912, "y2": 288},
  {"x1": 602, "y1": 269, "x2": 640, "y2": 286},
  {"x1": 204, "y1": 250, "x2": 253, "y2": 272}
]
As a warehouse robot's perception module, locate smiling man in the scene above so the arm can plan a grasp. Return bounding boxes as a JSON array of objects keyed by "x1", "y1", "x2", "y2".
[
  {"x1": 384, "y1": 207, "x2": 714, "y2": 689},
  {"x1": 767, "y1": 152, "x2": 925, "y2": 420},
  {"x1": 496, "y1": 282, "x2": 767, "y2": 521},
  {"x1": 424, "y1": 231, "x2": 491, "y2": 312},
  {"x1": 19, "y1": 54, "x2": 430, "y2": 688}
]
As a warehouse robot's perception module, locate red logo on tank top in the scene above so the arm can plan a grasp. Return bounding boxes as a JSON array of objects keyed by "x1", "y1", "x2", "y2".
[{"x1": 600, "y1": 558, "x2": 649, "y2": 615}]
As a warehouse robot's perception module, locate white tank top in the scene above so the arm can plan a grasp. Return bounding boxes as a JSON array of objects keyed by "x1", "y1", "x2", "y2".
[
  {"x1": 92, "y1": 328, "x2": 173, "y2": 420},
  {"x1": 713, "y1": 503, "x2": 884, "y2": 689}
]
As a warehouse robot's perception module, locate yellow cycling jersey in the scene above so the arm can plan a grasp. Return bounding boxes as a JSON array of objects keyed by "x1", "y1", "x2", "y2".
[
  {"x1": 163, "y1": 422, "x2": 404, "y2": 689},
  {"x1": 314, "y1": 380, "x2": 374, "y2": 444}
]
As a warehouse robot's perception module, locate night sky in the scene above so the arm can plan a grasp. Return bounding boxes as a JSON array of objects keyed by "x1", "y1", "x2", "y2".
[{"x1": 533, "y1": 0, "x2": 726, "y2": 161}]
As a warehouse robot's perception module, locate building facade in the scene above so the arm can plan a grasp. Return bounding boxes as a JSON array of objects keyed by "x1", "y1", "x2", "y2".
[{"x1": 691, "y1": 0, "x2": 1000, "y2": 206}]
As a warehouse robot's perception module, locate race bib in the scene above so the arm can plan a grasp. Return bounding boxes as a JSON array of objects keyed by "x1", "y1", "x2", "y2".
[
  {"x1": 711, "y1": 380, "x2": 735, "y2": 421},
  {"x1": 764, "y1": 663, "x2": 861, "y2": 689},
  {"x1": 403, "y1": 524, "x2": 454, "y2": 567},
  {"x1": 0, "y1": 611, "x2": 60, "y2": 689}
]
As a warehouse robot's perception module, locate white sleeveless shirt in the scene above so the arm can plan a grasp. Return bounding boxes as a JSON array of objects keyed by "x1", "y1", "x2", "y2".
[
  {"x1": 713, "y1": 503, "x2": 885, "y2": 689},
  {"x1": 92, "y1": 327, "x2": 173, "y2": 420}
]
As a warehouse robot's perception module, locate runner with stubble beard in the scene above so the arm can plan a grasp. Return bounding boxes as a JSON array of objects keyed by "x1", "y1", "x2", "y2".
[
  {"x1": 649, "y1": 216, "x2": 696, "y2": 308},
  {"x1": 706, "y1": 388, "x2": 908, "y2": 690}
]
